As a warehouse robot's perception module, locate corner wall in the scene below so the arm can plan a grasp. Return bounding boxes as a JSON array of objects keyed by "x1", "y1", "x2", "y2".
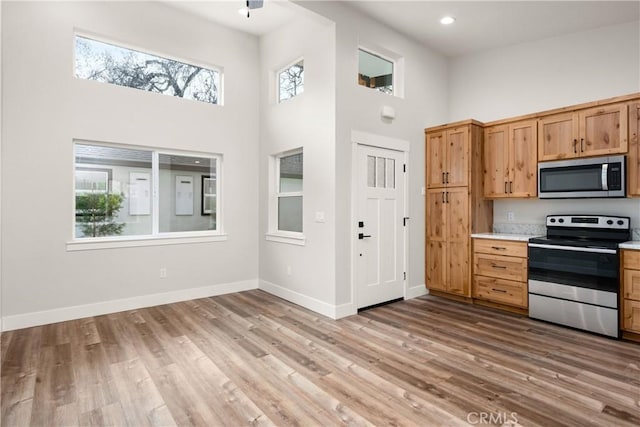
[
  {"x1": 1, "y1": 1, "x2": 260, "y2": 329},
  {"x1": 297, "y1": 1, "x2": 449, "y2": 309},
  {"x1": 258, "y1": 12, "x2": 338, "y2": 315}
]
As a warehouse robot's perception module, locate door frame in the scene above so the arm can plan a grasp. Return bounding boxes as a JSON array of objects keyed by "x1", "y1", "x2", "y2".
[{"x1": 351, "y1": 130, "x2": 410, "y2": 310}]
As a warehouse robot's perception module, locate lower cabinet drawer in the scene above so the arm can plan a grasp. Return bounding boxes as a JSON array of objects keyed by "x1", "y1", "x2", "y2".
[
  {"x1": 473, "y1": 276, "x2": 528, "y2": 308},
  {"x1": 474, "y1": 253, "x2": 527, "y2": 282}
]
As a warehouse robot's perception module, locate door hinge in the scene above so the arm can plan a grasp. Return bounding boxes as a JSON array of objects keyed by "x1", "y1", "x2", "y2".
[
  {"x1": 403, "y1": 164, "x2": 406, "y2": 173},
  {"x1": 403, "y1": 217, "x2": 410, "y2": 226},
  {"x1": 403, "y1": 272, "x2": 406, "y2": 280}
]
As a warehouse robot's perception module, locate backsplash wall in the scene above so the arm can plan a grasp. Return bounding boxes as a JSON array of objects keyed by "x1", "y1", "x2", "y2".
[{"x1": 494, "y1": 199, "x2": 640, "y2": 239}]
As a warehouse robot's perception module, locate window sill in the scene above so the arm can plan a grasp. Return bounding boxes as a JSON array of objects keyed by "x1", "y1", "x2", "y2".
[
  {"x1": 265, "y1": 232, "x2": 306, "y2": 246},
  {"x1": 67, "y1": 233, "x2": 228, "y2": 251}
]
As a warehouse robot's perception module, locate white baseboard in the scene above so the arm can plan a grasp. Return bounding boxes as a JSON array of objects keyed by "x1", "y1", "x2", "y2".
[
  {"x1": 1, "y1": 279, "x2": 258, "y2": 332},
  {"x1": 259, "y1": 279, "x2": 343, "y2": 319},
  {"x1": 406, "y1": 283, "x2": 428, "y2": 299},
  {"x1": 334, "y1": 302, "x2": 357, "y2": 319}
]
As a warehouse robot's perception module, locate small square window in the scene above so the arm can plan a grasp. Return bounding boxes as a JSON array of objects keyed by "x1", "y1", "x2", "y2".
[
  {"x1": 358, "y1": 49, "x2": 393, "y2": 95},
  {"x1": 278, "y1": 59, "x2": 304, "y2": 102}
]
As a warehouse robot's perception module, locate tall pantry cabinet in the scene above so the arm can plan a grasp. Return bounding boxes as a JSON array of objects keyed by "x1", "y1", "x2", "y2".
[{"x1": 425, "y1": 121, "x2": 493, "y2": 297}]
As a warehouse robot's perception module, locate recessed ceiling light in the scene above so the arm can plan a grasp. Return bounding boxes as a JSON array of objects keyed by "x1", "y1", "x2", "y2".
[{"x1": 440, "y1": 16, "x2": 456, "y2": 25}]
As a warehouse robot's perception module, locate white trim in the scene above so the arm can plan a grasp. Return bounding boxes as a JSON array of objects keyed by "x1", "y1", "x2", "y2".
[
  {"x1": 67, "y1": 233, "x2": 228, "y2": 251},
  {"x1": 2, "y1": 279, "x2": 257, "y2": 331},
  {"x1": 351, "y1": 130, "x2": 410, "y2": 152},
  {"x1": 406, "y1": 284, "x2": 428, "y2": 300},
  {"x1": 334, "y1": 302, "x2": 357, "y2": 319},
  {"x1": 265, "y1": 233, "x2": 306, "y2": 246},
  {"x1": 259, "y1": 279, "x2": 338, "y2": 319}
]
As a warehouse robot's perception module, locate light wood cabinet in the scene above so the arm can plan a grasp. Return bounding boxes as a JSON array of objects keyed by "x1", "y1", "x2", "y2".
[
  {"x1": 472, "y1": 238, "x2": 528, "y2": 309},
  {"x1": 484, "y1": 120, "x2": 537, "y2": 198},
  {"x1": 538, "y1": 103, "x2": 628, "y2": 162},
  {"x1": 426, "y1": 126, "x2": 469, "y2": 188},
  {"x1": 622, "y1": 250, "x2": 640, "y2": 335},
  {"x1": 629, "y1": 101, "x2": 640, "y2": 197},
  {"x1": 425, "y1": 122, "x2": 492, "y2": 298}
]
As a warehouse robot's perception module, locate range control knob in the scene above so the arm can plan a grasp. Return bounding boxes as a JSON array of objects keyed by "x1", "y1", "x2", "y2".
[
  {"x1": 617, "y1": 220, "x2": 624, "y2": 226},
  {"x1": 607, "y1": 220, "x2": 614, "y2": 225},
  {"x1": 550, "y1": 218, "x2": 556, "y2": 223},
  {"x1": 558, "y1": 218, "x2": 564, "y2": 223}
]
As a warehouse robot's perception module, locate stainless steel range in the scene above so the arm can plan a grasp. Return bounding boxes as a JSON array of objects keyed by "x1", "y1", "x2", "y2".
[{"x1": 528, "y1": 215, "x2": 631, "y2": 338}]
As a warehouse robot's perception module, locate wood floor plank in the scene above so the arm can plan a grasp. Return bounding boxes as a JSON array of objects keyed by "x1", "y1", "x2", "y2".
[{"x1": 2, "y1": 290, "x2": 640, "y2": 427}]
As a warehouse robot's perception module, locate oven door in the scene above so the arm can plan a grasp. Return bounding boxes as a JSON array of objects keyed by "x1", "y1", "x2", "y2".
[{"x1": 527, "y1": 243, "x2": 619, "y2": 293}]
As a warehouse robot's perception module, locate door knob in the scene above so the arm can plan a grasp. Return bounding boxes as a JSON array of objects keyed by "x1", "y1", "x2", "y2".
[{"x1": 358, "y1": 233, "x2": 372, "y2": 240}]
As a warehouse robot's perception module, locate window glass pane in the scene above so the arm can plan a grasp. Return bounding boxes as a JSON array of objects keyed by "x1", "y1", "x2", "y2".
[
  {"x1": 376, "y1": 157, "x2": 386, "y2": 188},
  {"x1": 75, "y1": 144, "x2": 152, "y2": 238},
  {"x1": 279, "y1": 153, "x2": 303, "y2": 192},
  {"x1": 367, "y1": 155, "x2": 376, "y2": 188},
  {"x1": 278, "y1": 60, "x2": 304, "y2": 102},
  {"x1": 358, "y1": 49, "x2": 393, "y2": 94},
  {"x1": 75, "y1": 36, "x2": 219, "y2": 105},
  {"x1": 386, "y1": 158, "x2": 395, "y2": 189},
  {"x1": 278, "y1": 196, "x2": 303, "y2": 233},
  {"x1": 158, "y1": 154, "x2": 217, "y2": 233}
]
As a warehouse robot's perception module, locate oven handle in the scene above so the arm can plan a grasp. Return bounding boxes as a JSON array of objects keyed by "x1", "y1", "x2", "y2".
[{"x1": 528, "y1": 243, "x2": 616, "y2": 254}]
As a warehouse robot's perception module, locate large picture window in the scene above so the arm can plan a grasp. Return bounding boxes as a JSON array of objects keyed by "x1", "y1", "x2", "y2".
[
  {"x1": 74, "y1": 142, "x2": 220, "y2": 240},
  {"x1": 75, "y1": 35, "x2": 221, "y2": 105}
]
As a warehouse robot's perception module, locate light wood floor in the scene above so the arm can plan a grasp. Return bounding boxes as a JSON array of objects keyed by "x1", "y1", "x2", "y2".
[{"x1": 2, "y1": 290, "x2": 640, "y2": 427}]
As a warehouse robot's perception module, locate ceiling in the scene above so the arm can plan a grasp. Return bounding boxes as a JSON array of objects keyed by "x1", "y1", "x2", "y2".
[{"x1": 166, "y1": 1, "x2": 640, "y2": 57}]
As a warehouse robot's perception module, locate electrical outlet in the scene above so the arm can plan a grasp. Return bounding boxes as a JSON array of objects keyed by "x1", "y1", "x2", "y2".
[
  {"x1": 159, "y1": 268, "x2": 167, "y2": 278},
  {"x1": 421, "y1": 187, "x2": 426, "y2": 196},
  {"x1": 507, "y1": 212, "x2": 515, "y2": 222}
]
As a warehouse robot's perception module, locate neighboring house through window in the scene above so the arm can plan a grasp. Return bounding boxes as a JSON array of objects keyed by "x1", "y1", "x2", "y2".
[{"x1": 73, "y1": 142, "x2": 221, "y2": 240}]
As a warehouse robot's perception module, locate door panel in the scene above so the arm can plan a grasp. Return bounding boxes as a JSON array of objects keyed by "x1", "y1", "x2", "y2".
[
  {"x1": 357, "y1": 144, "x2": 405, "y2": 309},
  {"x1": 579, "y1": 104, "x2": 628, "y2": 156},
  {"x1": 426, "y1": 189, "x2": 446, "y2": 241},
  {"x1": 426, "y1": 241, "x2": 447, "y2": 291},
  {"x1": 446, "y1": 128, "x2": 469, "y2": 187},
  {"x1": 538, "y1": 113, "x2": 578, "y2": 161},
  {"x1": 426, "y1": 132, "x2": 446, "y2": 188},
  {"x1": 483, "y1": 125, "x2": 509, "y2": 198},
  {"x1": 446, "y1": 187, "x2": 469, "y2": 243},
  {"x1": 448, "y1": 241, "x2": 469, "y2": 295},
  {"x1": 509, "y1": 120, "x2": 538, "y2": 197},
  {"x1": 628, "y1": 102, "x2": 639, "y2": 197}
]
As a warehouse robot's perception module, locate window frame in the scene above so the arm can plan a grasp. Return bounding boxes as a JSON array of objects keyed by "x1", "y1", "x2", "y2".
[
  {"x1": 68, "y1": 140, "x2": 225, "y2": 251},
  {"x1": 357, "y1": 44, "x2": 404, "y2": 98},
  {"x1": 73, "y1": 30, "x2": 225, "y2": 106},
  {"x1": 266, "y1": 148, "x2": 305, "y2": 246},
  {"x1": 276, "y1": 57, "x2": 305, "y2": 103}
]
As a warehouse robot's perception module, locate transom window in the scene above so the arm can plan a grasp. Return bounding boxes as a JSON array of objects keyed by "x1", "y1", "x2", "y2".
[
  {"x1": 358, "y1": 49, "x2": 393, "y2": 95},
  {"x1": 74, "y1": 142, "x2": 221, "y2": 239},
  {"x1": 75, "y1": 35, "x2": 221, "y2": 105},
  {"x1": 278, "y1": 59, "x2": 304, "y2": 102}
]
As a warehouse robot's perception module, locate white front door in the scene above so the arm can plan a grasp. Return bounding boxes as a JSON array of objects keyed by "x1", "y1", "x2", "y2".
[{"x1": 356, "y1": 144, "x2": 405, "y2": 309}]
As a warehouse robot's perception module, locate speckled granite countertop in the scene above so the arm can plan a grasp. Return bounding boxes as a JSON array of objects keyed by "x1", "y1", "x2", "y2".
[{"x1": 471, "y1": 233, "x2": 538, "y2": 242}]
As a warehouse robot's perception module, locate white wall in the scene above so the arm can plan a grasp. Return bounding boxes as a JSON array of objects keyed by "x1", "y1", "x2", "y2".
[
  {"x1": 297, "y1": 1, "x2": 449, "y2": 307},
  {"x1": 258, "y1": 12, "x2": 338, "y2": 312},
  {"x1": 2, "y1": 1, "x2": 260, "y2": 327},
  {"x1": 449, "y1": 20, "x2": 640, "y2": 231},
  {"x1": 449, "y1": 21, "x2": 640, "y2": 122}
]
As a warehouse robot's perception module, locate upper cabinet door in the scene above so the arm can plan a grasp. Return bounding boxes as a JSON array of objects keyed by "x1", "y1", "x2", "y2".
[
  {"x1": 629, "y1": 102, "x2": 640, "y2": 197},
  {"x1": 579, "y1": 104, "x2": 628, "y2": 157},
  {"x1": 509, "y1": 120, "x2": 538, "y2": 198},
  {"x1": 426, "y1": 131, "x2": 447, "y2": 188},
  {"x1": 446, "y1": 127, "x2": 469, "y2": 187},
  {"x1": 483, "y1": 125, "x2": 509, "y2": 198},
  {"x1": 538, "y1": 112, "x2": 579, "y2": 161}
]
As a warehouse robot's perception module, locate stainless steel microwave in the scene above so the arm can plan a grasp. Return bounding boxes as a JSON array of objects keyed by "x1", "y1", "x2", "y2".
[{"x1": 538, "y1": 155, "x2": 626, "y2": 199}]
